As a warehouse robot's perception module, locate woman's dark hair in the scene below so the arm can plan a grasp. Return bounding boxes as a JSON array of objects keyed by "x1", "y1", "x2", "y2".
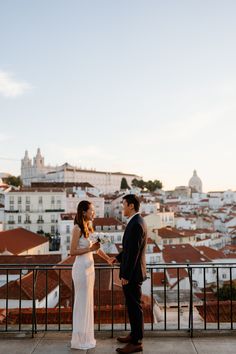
[
  {"x1": 123, "y1": 194, "x2": 140, "y2": 212},
  {"x1": 74, "y1": 200, "x2": 94, "y2": 238}
]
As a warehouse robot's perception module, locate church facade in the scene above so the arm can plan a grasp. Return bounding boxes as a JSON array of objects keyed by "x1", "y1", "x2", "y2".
[{"x1": 21, "y1": 149, "x2": 141, "y2": 194}]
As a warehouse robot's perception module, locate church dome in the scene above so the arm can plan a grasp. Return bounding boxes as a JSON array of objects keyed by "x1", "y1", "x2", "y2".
[{"x1": 188, "y1": 170, "x2": 202, "y2": 193}]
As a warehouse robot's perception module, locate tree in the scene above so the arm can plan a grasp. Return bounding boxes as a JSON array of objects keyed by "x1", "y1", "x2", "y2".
[
  {"x1": 131, "y1": 179, "x2": 145, "y2": 189},
  {"x1": 152, "y1": 179, "x2": 163, "y2": 190},
  {"x1": 131, "y1": 178, "x2": 162, "y2": 191},
  {"x1": 120, "y1": 177, "x2": 130, "y2": 190},
  {"x1": 217, "y1": 284, "x2": 236, "y2": 301},
  {"x1": 3, "y1": 175, "x2": 22, "y2": 187}
]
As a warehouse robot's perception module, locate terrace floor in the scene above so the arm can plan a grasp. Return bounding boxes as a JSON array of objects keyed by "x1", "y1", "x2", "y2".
[{"x1": 1, "y1": 331, "x2": 236, "y2": 354}]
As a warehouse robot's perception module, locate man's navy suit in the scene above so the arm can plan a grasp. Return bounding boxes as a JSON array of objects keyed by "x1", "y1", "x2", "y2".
[{"x1": 116, "y1": 213, "x2": 147, "y2": 344}]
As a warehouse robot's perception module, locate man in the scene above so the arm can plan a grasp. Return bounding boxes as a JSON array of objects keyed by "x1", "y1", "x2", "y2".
[{"x1": 113, "y1": 194, "x2": 147, "y2": 354}]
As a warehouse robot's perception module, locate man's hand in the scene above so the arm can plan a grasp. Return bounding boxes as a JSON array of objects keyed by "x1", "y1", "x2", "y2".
[{"x1": 121, "y1": 278, "x2": 129, "y2": 286}]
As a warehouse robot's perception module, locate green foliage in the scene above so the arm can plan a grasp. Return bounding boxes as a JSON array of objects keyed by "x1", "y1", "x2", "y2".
[
  {"x1": 3, "y1": 175, "x2": 22, "y2": 187},
  {"x1": 131, "y1": 178, "x2": 162, "y2": 191},
  {"x1": 44, "y1": 232, "x2": 52, "y2": 241},
  {"x1": 120, "y1": 177, "x2": 130, "y2": 190},
  {"x1": 217, "y1": 284, "x2": 236, "y2": 301}
]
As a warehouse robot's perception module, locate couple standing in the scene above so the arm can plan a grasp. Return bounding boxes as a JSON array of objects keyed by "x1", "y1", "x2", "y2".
[{"x1": 70, "y1": 194, "x2": 147, "y2": 354}]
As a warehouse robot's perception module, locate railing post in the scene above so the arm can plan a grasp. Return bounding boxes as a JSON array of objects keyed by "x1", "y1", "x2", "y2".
[
  {"x1": 151, "y1": 267, "x2": 154, "y2": 331},
  {"x1": 187, "y1": 265, "x2": 193, "y2": 338},
  {"x1": 111, "y1": 266, "x2": 114, "y2": 338}
]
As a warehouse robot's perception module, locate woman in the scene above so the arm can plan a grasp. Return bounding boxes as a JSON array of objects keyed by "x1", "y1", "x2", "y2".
[{"x1": 70, "y1": 200, "x2": 112, "y2": 350}]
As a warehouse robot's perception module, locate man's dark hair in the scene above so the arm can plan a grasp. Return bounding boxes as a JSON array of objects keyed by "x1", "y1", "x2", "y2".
[{"x1": 123, "y1": 194, "x2": 140, "y2": 212}]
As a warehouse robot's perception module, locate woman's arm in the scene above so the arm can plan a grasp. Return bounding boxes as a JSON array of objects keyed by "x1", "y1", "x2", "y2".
[
  {"x1": 96, "y1": 248, "x2": 111, "y2": 263},
  {"x1": 70, "y1": 226, "x2": 100, "y2": 256}
]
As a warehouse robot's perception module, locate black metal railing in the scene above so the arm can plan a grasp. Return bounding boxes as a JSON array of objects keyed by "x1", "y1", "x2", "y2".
[{"x1": 0, "y1": 263, "x2": 236, "y2": 337}]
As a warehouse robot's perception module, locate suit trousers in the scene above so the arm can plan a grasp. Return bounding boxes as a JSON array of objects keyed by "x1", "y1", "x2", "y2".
[{"x1": 123, "y1": 281, "x2": 144, "y2": 344}]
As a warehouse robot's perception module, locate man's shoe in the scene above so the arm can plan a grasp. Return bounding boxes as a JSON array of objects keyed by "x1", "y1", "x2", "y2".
[
  {"x1": 117, "y1": 334, "x2": 132, "y2": 343},
  {"x1": 116, "y1": 342, "x2": 143, "y2": 353}
]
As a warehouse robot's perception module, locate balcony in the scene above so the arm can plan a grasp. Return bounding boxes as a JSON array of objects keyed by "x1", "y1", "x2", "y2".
[
  {"x1": 44, "y1": 209, "x2": 65, "y2": 212},
  {"x1": 37, "y1": 220, "x2": 44, "y2": 224},
  {"x1": 4, "y1": 210, "x2": 19, "y2": 213},
  {"x1": 0, "y1": 262, "x2": 236, "y2": 340},
  {"x1": 7, "y1": 221, "x2": 15, "y2": 224}
]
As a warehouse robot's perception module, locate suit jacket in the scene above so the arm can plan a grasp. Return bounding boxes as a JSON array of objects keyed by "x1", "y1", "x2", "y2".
[{"x1": 116, "y1": 213, "x2": 147, "y2": 283}]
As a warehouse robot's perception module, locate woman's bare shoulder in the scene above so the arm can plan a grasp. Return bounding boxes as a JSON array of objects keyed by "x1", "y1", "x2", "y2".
[{"x1": 72, "y1": 224, "x2": 81, "y2": 235}]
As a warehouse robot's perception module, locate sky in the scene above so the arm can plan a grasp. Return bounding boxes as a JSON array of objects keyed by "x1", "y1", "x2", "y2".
[{"x1": 1, "y1": 0, "x2": 236, "y2": 192}]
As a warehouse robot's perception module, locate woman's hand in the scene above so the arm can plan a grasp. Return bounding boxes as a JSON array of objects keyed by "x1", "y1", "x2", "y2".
[
  {"x1": 90, "y1": 241, "x2": 101, "y2": 252},
  {"x1": 107, "y1": 256, "x2": 117, "y2": 265}
]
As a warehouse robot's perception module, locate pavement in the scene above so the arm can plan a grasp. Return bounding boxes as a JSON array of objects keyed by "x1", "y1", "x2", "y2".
[{"x1": 1, "y1": 331, "x2": 236, "y2": 354}]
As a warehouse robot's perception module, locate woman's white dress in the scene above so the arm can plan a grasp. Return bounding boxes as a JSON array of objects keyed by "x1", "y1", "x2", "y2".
[{"x1": 71, "y1": 230, "x2": 96, "y2": 350}]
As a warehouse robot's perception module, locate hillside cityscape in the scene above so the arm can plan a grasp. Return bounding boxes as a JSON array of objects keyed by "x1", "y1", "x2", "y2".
[{"x1": 0, "y1": 148, "x2": 236, "y2": 327}]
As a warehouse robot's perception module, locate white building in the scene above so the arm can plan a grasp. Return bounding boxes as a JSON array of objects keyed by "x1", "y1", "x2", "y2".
[
  {"x1": 175, "y1": 214, "x2": 197, "y2": 230},
  {"x1": 144, "y1": 211, "x2": 175, "y2": 240},
  {"x1": 140, "y1": 200, "x2": 160, "y2": 215},
  {"x1": 4, "y1": 188, "x2": 66, "y2": 234},
  {"x1": 66, "y1": 187, "x2": 104, "y2": 218},
  {"x1": 21, "y1": 149, "x2": 141, "y2": 194}
]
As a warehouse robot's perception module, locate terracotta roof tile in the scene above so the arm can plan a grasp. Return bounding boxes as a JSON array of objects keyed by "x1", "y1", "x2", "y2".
[
  {"x1": 152, "y1": 272, "x2": 167, "y2": 286},
  {"x1": 196, "y1": 246, "x2": 226, "y2": 260},
  {"x1": 93, "y1": 218, "x2": 124, "y2": 227},
  {"x1": 157, "y1": 227, "x2": 184, "y2": 239},
  {"x1": 0, "y1": 269, "x2": 58, "y2": 301},
  {"x1": 196, "y1": 301, "x2": 236, "y2": 322},
  {"x1": 163, "y1": 244, "x2": 211, "y2": 263},
  {"x1": 0, "y1": 228, "x2": 48, "y2": 255},
  {"x1": 0, "y1": 254, "x2": 61, "y2": 275}
]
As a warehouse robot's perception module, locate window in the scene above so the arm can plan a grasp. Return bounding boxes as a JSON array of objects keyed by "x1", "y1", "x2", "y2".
[
  {"x1": 18, "y1": 197, "x2": 22, "y2": 204},
  {"x1": 26, "y1": 196, "x2": 30, "y2": 204},
  {"x1": 66, "y1": 225, "x2": 70, "y2": 233},
  {"x1": 9, "y1": 196, "x2": 14, "y2": 204},
  {"x1": 18, "y1": 215, "x2": 21, "y2": 223},
  {"x1": 38, "y1": 196, "x2": 43, "y2": 204},
  {"x1": 51, "y1": 225, "x2": 55, "y2": 234},
  {"x1": 66, "y1": 236, "x2": 70, "y2": 243},
  {"x1": 25, "y1": 215, "x2": 31, "y2": 223},
  {"x1": 51, "y1": 196, "x2": 55, "y2": 204},
  {"x1": 51, "y1": 215, "x2": 55, "y2": 222},
  {"x1": 26, "y1": 205, "x2": 30, "y2": 212},
  {"x1": 222, "y1": 274, "x2": 227, "y2": 279}
]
